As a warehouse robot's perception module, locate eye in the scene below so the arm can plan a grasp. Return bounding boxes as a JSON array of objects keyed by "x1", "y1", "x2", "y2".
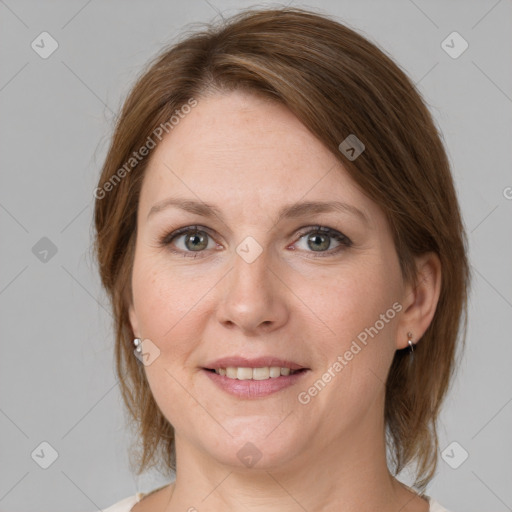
[
  {"x1": 159, "y1": 225, "x2": 218, "y2": 257},
  {"x1": 157, "y1": 224, "x2": 352, "y2": 258},
  {"x1": 292, "y1": 226, "x2": 352, "y2": 257}
]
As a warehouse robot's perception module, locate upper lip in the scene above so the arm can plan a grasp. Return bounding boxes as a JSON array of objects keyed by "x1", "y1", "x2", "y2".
[{"x1": 203, "y1": 356, "x2": 308, "y2": 371}]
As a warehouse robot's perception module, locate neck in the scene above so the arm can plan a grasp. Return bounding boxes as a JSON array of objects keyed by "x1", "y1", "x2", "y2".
[{"x1": 163, "y1": 399, "x2": 428, "y2": 512}]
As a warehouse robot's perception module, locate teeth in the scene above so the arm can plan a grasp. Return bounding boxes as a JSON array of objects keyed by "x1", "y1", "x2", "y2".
[
  {"x1": 226, "y1": 367, "x2": 237, "y2": 378},
  {"x1": 252, "y1": 367, "x2": 269, "y2": 380},
  {"x1": 214, "y1": 366, "x2": 300, "y2": 380},
  {"x1": 269, "y1": 367, "x2": 281, "y2": 378},
  {"x1": 237, "y1": 367, "x2": 253, "y2": 380}
]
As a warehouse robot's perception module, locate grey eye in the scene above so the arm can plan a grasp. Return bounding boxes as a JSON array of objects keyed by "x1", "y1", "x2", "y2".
[
  {"x1": 183, "y1": 231, "x2": 209, "y2": 251},
  {"x1": 306, "y1": 233, "x2": 331, "y2": 251}
]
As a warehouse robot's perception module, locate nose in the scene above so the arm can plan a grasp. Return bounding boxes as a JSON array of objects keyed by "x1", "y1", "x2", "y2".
[{"x1": 215, "y1": 243, "x2": 290, "y2": 335}]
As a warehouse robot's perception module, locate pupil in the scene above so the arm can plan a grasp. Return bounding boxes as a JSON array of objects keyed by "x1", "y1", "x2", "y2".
[
  {"x1": 309, "y1": 233, "x2": 329, "y2": 251},
  {"x1": 186, "y1": 232, "x2": 207, "y2": 251}
]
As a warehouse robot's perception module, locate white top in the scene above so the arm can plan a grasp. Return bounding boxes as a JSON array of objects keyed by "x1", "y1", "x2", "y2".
[{"x1": 102, "y1": 487, "x2": 453, "y2": 512}]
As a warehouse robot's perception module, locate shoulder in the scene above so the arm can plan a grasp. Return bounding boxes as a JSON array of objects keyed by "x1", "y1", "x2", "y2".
[
  {"x1": 101, "y1": 488, "x2": 452, "y2": 512},
  {"x1": 428, "y1": 497, "x2": 453, "y2": 512},
  {"x1": 101, "y1": 484, "x2": 171, "y2": 512},
  {"x1": 102, "y1": 493, "x2": 142, "y2": 512}
]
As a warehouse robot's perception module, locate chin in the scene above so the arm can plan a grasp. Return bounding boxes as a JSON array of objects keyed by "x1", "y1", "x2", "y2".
[{"x1": 198, "y1": 425, "x2": 305, "y2": 471}]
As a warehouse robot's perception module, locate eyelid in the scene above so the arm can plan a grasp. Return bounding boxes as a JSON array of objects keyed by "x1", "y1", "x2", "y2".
[
  {"x1": 294, "y1": 225, "x2": 352, "y2": 244},
  {"x1": 158, "y1": 224, "x2": 352, "y2": 257},
  {"x1": 292, "y1": 225, "x2": 353, "y2": 256},
  {"x1": 160, "y1": 224, "x2": 216, "y2": 245}
]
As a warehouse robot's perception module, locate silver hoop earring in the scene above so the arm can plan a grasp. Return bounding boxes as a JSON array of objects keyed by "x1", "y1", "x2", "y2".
[{"x1": 407, "y1": 332, "x2": 414, "y2": 354}]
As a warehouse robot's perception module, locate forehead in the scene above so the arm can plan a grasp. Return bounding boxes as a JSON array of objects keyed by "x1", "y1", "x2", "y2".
[{"x1": 139, "y1": 90, "x2": 380, "y2": 225}]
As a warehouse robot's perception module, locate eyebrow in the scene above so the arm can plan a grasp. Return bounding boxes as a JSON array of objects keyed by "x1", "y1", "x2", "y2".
[{"x1": 147, "y1": 197, "x2": 369, "y2": 226}]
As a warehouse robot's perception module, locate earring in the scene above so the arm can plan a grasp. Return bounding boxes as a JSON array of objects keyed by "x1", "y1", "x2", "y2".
[
  {"x1": 133, "y1": 338, "x2": 142, "y2": 354},
  {"x1": 407, "y1": 332, "x2": 414, "y2": 354}
]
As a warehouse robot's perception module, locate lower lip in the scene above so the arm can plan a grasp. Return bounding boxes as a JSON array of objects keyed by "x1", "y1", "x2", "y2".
[{"x1": 202, "y1": 369, "x2": 309, "y2": 398}]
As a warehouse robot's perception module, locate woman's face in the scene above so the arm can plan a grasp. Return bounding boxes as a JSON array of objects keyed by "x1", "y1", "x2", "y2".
[{"x1": 129, "y1": 90, "x2": 410, "y2": 470}]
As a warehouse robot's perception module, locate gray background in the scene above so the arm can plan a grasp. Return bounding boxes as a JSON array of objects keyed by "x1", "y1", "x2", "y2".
[{"x1": 1, "y1": 0, "x2": 511, "y2": 511}]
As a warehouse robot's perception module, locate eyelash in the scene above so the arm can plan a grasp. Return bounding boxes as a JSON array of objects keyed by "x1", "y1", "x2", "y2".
[{"x1": 157, "y1": 224, "x2": 353, "y2": 259}]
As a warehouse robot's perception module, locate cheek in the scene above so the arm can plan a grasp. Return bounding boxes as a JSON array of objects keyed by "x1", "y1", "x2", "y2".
[
  {"x1": 131, "y1": 259, "x2": 206, "y2": 426},
  {"x1": 298, "y1": 260, "x2": 399, "y2": 341},
  {"x1": 131, "y1": 254, "x2": 211, "y2": 337},
  {"x1": 301, "y1": 259, "x2": 401, "y2": 387},
  {"x1": 294, "y1": 266, "x2": 400, "y2": 430}
]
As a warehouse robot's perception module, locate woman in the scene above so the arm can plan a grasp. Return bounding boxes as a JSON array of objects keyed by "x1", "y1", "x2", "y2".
[{"x1": 93, "y1": 7, "x2": 470, "y2": 512}]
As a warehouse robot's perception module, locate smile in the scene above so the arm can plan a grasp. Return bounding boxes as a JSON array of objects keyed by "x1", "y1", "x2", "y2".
[
  {"x1": 202, "y1": 367, "x2": 309, "y2": 398},
  {"x1": 211, "y1": 366, "x2": 304, "y2": 380}
]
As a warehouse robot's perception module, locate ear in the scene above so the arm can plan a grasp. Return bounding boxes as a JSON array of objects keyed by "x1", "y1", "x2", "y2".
[
  {"x1": 128, "y1": 302, "x2": 140, "y2": 339},
  {"x1": 396, "y1": 252, "x2": 442, "y2": 349}
]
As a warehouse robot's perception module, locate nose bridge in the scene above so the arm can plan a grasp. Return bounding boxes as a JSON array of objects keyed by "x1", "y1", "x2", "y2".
[
  {"x1": 215, "y1": 235, "x2": 288, "y2": 333},
  {"x1": 234, "y1": 237, "x2": 273, "y2": 290}
]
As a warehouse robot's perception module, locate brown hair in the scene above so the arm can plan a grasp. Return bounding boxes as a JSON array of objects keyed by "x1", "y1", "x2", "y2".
[{"x1": 93, "y1": 6, "x2": 470, "y2": 491}]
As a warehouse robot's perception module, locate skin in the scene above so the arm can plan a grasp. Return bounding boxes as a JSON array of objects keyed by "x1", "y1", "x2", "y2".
[{"x1": 128, "y1": 90, "x2": 441, "y2": 512}]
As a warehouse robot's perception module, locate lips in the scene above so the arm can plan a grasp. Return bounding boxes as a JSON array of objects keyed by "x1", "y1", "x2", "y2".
[{"x1": 201, "y1": 356, "x2": 310, "y2": 398}]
